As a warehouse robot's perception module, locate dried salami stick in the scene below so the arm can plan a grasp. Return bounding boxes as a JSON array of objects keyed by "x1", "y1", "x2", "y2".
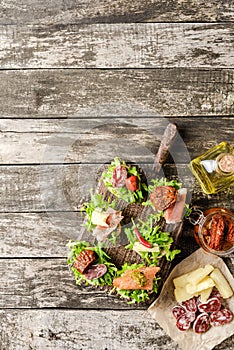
[{"x1": 154, "y1": 123, "x2": 178, "y2": 173}]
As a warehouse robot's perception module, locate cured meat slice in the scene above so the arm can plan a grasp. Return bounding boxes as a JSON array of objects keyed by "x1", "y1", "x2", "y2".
[
  {"x1": 176, "y1": 313, "x2": 193, "y2": 331},
  {"x1": 193, "y1": 313, "x2": 210, "y2": 334},
  {"x1": 210, "y1": 289, "x2": 222, "y2": 301},
  {"x1": 164, "y1": 188, "x2": 187, "y2": 224},
  {"x1": 172, "y1": 305, "x2": 186, "y2": 319},
  {"x1": 150, "y1": 186, "x2": 177, "y2": 211},
  {"x1": 210, "y1": 308, "x2": 233, "y2": 326},
  {"x1": 198, "y1": 297, "x2": 221, "y2": 313},
  {"x1": 111, "y1": 165, "x2": 128, "y2": 188},
  {"x1": 105, "y1": 208, "x2": 123, "y2": 227},
  {"x1": 181, "y1": 297, "x2": 197, "y2": 313},
  {"x1": 83, "y1": 264, "x2": 107, "y2": 280},
  {"x1": 72, "y1": 250, "x2": 96, "y2": 273},
  {"x1": 93, "y1": 208, "x2": 123, "y2": 241},
  {"x1": 186, "y1": 312, "x2": 196, "y2": 323},
  {"x1": 113, "y1": 266, "x2": 160, "y2": 290}
]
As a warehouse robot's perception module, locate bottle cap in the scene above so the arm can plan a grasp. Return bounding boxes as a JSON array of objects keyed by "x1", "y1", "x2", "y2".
[{"x1": 218, "y1": 154, "x2": 234, "y2": 173}]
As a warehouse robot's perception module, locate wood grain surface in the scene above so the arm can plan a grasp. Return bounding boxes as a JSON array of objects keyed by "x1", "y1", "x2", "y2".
[
  {"x1": 1, "y1": 0, "x2": 234, "y2": 25},
  {"x1": 0, "y1": 255, "x2": 233, "y2": 308},
  {"x1": 0, "y1": 118, "x2": 234, "y2": 163},
  {"x1": 0, "y1": 67, "x2": 234, "y2": 118},
  {"x1": 1, "y1": 0, "x2": 234, "y2": 349},
  {"x1": 1, "y1": 69, "x2": 233, "y2": 118},
  {"x1": 0, "y1": 310, "x2": 189, "y2": 350},
  {"x1": 0, "y1": 311, "x2": 233, "y2": 349},
  {"x1": 0, "y1": 258, "x2": 135, "y2": 309},
  {"x1": 1, "y1": 23, "x2": 234, "y2": 69}
]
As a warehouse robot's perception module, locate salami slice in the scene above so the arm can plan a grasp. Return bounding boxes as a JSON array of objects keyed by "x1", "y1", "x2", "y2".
[
  {"x1": 112, "y1": 165, "x2": 128, "y2": 188},
  {"x1": 193, "y1": 313, "x2": 210, "y2": 334},
  {"x1": 181, "y1": 297, "x2": 197, "y2": 313},
  {"x1": 172, "y1": 305, "x2": 186, "y2": 319},
  {"x1": 210, "y1": 308, "x2": 233, "y2": 326},
  {"x1": 210, "y1": 289, "x2": 222, "y2": 301},
  {"x1": 176, "y1": 313, "x2": 193, "y2": 331},
  {"x1": 186, "y1": 311, "x2": 196, "y2": 323},
  {"x1": 198, "y1": 297, "x2": 221, "y2": 313},
  {"x1": 83, "y1": 264, "x2": 107, "y2": 280}
]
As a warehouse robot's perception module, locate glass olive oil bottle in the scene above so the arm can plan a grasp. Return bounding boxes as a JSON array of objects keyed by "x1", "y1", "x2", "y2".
[{"x1": 190, "y1": 142, "x2": 234, "y2": 194}]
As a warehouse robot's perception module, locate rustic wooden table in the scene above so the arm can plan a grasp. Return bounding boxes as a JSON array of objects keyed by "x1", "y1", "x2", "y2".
[{"x1": 0, "y1": 1, "x2": 234, "y2": 349}]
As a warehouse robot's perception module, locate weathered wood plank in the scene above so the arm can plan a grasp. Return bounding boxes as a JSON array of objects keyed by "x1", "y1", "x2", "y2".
[
  {"x1": 0, "y1": 117, "x2": 234, "y2": 164},
  {"x1": 2, "y1": 309, "x2": 234, "y2": 350},
  {"x1": 0, "y1": 0, "x2": 233, "y2": 25},
  {"x1": 1, "y1": 69, "x2": 233, "y2": 118},
  {"x1": 0, "y1": 310, "x2": 234, "y2": 350},
  {"x1": 0, "y1": 310, "x2": 179, "y2": 350},
  {"x1": 1, "y1": 23, "x2": 234, "y2": 68},
  {"x1": 1, "y1": 194, "x2": 234, "y2": 257},
  {"x1": 0, "y1": 163, "x2": 234, "y2": 213},
  {"x1": 0, "y1": 254, "x2": 183, "y2": 309},
  {"x1": 0, "y1": 310, "x2": 233, "y2": 350},
  {"x1": 0, "y1": 212, "x2": 83, "y2": 257}
]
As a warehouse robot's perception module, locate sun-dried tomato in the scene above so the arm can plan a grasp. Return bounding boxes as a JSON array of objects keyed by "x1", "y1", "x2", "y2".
[
  {"x1": 150, "y1": 186, "x2": 177, "y2": 211},
  {"x1": 227, "y1": 222, "x2": 234, "y2": 244},
  {"x1": 208, "y1": 214, "x2": 225, "y2": 250},
  {"x1": 72, "y1": 250, "x2": 96, "y2": 274},
  {"x1": 125, "y1": 175, "x2": 138, "y2": 191}
]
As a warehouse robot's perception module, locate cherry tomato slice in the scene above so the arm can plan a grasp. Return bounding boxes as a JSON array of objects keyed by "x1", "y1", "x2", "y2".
[{"x1": 125, "y1": 176, "x2": 138, "y2": 191}]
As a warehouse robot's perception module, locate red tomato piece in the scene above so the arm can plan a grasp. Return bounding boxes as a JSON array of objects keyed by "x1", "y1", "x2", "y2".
[{"x1": 125, "y1": 176, "x2": 138, "y2": 191}]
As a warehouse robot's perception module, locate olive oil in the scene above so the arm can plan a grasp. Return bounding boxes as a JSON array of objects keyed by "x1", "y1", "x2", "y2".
[{"x1": 190, "y1": 142, "x2": 234, "y2": 194}]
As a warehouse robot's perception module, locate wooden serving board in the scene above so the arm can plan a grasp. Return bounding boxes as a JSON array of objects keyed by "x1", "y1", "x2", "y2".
[
  {"x1": 96, "y1": 168, "x2": 184, "y2": 304},
  {"x1": 79, "y1": 123, "x2": 184, "y2": 304}
]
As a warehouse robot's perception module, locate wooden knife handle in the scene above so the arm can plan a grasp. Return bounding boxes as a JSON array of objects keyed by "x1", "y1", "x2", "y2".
[{"x1": 153, "y1": 123, "x2": 178, "y2": 173}]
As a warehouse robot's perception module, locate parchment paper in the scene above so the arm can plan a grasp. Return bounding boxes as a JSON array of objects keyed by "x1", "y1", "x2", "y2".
[{"x1": 148, "y1": 248, "x2": 234, "y2": 350}]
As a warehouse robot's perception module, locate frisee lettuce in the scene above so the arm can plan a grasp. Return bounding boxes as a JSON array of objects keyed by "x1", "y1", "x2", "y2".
[
  {"x1": 101, "y1": 157, "x2": 147, "y2": 204},
  {"x1": 148, "y1": 178, "x2": 182, "y2": 192},
  {"x1": 67, "y1": 240, "x2": 117, "y2": 287},
  {"x1": 124, "y1": 214, "x2": 180, "y2": 265}
]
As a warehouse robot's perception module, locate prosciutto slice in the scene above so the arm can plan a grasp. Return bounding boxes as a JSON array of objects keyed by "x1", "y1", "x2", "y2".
[
  {"x1": 164, "y1": 188, "x2": 187, "y2": 224},
  {"x1": 93, "y1": 208, "x2": 123, "y2": 241}
]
